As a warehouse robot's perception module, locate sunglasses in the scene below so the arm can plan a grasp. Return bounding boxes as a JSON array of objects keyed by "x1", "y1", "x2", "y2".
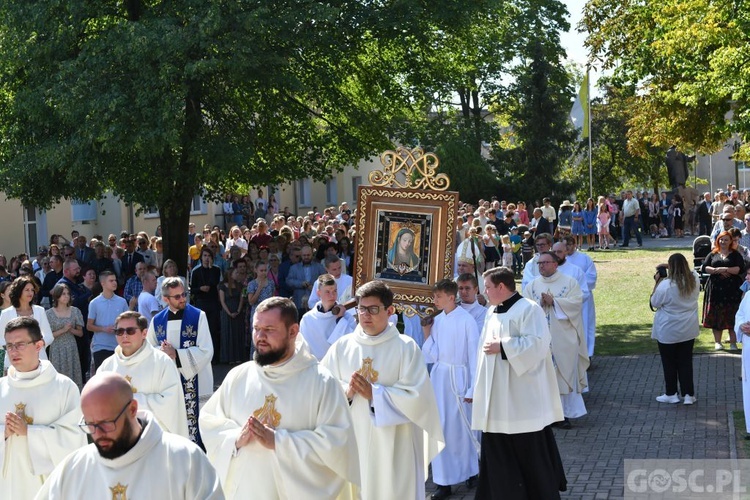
[{"x1": 114, "y1": 327, "x2": 140, "y2": 336}]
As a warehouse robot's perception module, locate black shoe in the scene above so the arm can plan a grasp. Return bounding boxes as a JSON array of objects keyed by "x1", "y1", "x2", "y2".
[
  {"x1": 553, "y1": 418, "x2": 572, "y2": 430},
  {"x1": 465, "y1": 475, "x2": 478, "y2": 488},
  {"x1": 431, "y1": 485, "x2": 452, "y2": 500}
]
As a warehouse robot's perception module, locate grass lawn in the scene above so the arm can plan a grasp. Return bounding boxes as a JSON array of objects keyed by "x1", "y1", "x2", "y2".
[{"x1": 583, "y1": 245, "x2": 721, "y2": 356}]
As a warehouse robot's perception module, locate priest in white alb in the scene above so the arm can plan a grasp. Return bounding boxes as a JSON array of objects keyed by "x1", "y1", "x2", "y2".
[
  {"x1": 521, "y1": 232, "x2": 554, "y2": 290},
  {"x1": 99, "y1": 311, "x2": 189, "y2": 438},
  {"x1": 299, "y1": 274, "x2": 357, "y2": 360},
  {"x1": 421, "y1": 279, "x2": 480, "y2": 499},
  {"x1": 0, "y1": 317, "x2": 86, "y2": 499},
  {"x1": 563, "y1": 235, "x2": 598, "y2": 357},
  {"x1": 322, "y1": 280, "x2": 444, "y2": 500},
  {"x1": 523, "y1": 252, "x2": 589, "y2": 428},
  {"x1": 199, "y1": 297, "x2": 360, "y2": 499},
  {"x1": 36, "y1": 372, "x2": 223, "y2": 499},
  {"x1": 473, "y1": 267, "x2": 567, "y2": 498},
  {"x1": 147, "y1": 277, "x2": 214, "y2": 448}
]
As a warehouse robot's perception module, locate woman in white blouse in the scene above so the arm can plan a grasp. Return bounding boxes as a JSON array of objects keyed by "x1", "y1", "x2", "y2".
[
  {"x1": 0, "y1": 276, "x2": 54, "y2": 369},
  {"x1": 650, "y1": 253, "x2": 700, "y2": 405}
]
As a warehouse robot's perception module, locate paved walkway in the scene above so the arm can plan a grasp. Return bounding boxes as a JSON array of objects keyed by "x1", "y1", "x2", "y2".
[{"x1": 423, "y1": 351, "x2": 743, "y2": 499}]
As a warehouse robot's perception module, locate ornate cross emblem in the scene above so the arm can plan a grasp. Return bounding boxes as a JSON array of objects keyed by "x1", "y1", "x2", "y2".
[
  {"x1": 357, "y1": 357, "x2": 379, "y2": 384},
  {"x1": 110, "y1": 483, "x2": 128, "y2": 500},
  {"x1": 14, "y1": 403, "x2": 33, "y2": 424},
  {"x1": 253, "y1": 394, "x2": 281, "y2": 428},
  {"x1": 124, "y1": 375, "x2": 137, "y2": 393}
]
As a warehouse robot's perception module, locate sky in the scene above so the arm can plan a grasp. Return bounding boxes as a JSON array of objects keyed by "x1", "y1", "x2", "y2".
[{"x1": 560, "y1": 0, "x2": 601, "y2": 95}]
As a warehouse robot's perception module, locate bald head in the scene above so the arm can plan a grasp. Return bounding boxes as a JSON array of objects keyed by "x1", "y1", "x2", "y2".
[
  {"x1": 82, "y1": 372, "x2": 135, "y2": 408},
  {"x1": 81, "y1": 372, "x2": 141, "y2": 459}
]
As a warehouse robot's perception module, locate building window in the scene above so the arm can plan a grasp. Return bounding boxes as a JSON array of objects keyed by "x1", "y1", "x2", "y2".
[
  {"x1": 351, "y1": 176, "x2": 362, "y2": 203},
  {"x1": 326, "y1": 178, "x2": 338, "y2": 205},
  {"x1": 297, "y1": 179, "x2": 311, "y2": 207},
  {"x1": 71, "y1": 199, "x2": 97, "y2": 222},
  {"x1": 143, "y1": 194, "x2": 206, "y2": 219},
  {"x1": 23, "y1": 206, "x2": 38, "y2": 256}
]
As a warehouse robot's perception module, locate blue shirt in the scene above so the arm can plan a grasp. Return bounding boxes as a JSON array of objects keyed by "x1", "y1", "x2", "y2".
[{"x1": 88, "y1": 293, "x2": 129, "y2": 353}]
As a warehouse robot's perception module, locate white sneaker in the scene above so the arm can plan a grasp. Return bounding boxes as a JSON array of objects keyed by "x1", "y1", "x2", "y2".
[
  {"x1": 715, "y1": 342, "x2": 725, "y2": 351},
  {"x1": 730, "y1": 343, "x2": 739, "y2": 351},
  {"x1": 683, "y1": 395, "x2": 696, "y2": 405},
  {"x1": 656, "y1": 393, "x2": 680, "y2": 404}
]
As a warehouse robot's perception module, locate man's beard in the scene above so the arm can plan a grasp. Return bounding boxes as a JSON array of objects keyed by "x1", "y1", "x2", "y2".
[
  {"x1": 95, "y1": 417, "x2": 139, "y2": 460},
  {"x1": 254, "y1": 344, "x2": 288, "y2": 366}
]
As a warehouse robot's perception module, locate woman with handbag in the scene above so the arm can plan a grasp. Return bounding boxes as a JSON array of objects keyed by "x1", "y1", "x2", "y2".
[{"x1": 650, "y1": 253, "x2": 700, "y2": 404}]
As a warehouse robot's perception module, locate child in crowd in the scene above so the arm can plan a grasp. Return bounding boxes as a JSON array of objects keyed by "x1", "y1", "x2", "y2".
[
  {"x1": 658, "y1": 223, "x2": 669, "y2": 238},
  {"x1": 509, "y1": 227, "x2": 523, "y2": 275},
  {"x1": 501, "y1": 235, "x2": 513, "y2": 269},
  {"x1": 482, "y1": 225, "x2": 501, "y2": 268},
  {"x1": 598, "y1": 204, "x2": 611, "y2": 250}
]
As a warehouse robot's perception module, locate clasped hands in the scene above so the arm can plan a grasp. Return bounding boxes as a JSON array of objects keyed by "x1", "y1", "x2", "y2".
[
  {"x1": 235, "y1": 415, "x2": 276, "y2": 451},
  {"x1": 346, "y1": 371, "x2": 373, "y2": 401},
  {"x1": 4, "y1": 412, "x2": 28, "y2": 438}
]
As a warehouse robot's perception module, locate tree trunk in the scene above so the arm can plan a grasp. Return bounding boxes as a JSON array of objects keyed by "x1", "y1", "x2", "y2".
[
  {"x1": 160, "y1": 193, "x2": 193, "y2": 277},
  {"x1": 161, "y1": 80, "x2": 203, "y2": 278}
]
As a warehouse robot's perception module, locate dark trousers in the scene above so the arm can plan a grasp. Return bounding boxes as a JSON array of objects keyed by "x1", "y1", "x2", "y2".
[
  {"x1": 476, "y1": 427, "x2": 566, "y2": 499},
  {"x1": 657, "y1": 339, "x2": 695, "y2": 396},
  {"x1": 75, "y1": 330, "x2": 92, "y2": 380},
  {"x1": 92, "y1": 349, "x2": 114, "y2": 372},
  {"x1": 622, "y1": 215, "x2": 643, "y2": 246},
  {"x1": 196, "y1": 300, "x2": 221, "y2": 363},
  {"x1": 699, "y1": 219, "x2": 712, "y2": 236}
]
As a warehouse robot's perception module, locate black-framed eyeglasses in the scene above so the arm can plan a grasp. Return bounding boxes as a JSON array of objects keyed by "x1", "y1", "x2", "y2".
[
  {"x1": 78, "y1": 400, "x2": 131, "y2": 435},
  {"x1": 5, "y1": 340, "x2": 38, "y2": 352},
  {"x1": 166, "y1": 292, "x2": 188, "y2": 299},
  {"x1": 114, "y1": 327, "x2": 139, "y2": 336},
  {"x1": 356, "y1": 305, "x2": 382, "y2": 315},
  {"x1": 537, "y1": 261, "x2": 556, "y2": 266}
]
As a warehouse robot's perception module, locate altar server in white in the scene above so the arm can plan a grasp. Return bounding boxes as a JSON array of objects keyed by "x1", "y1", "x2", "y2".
[
  {"x1": 99, "y1": 311, "x2": 189, "y2": 438},
  {"x1": 564, "y1": 236, "x2": 598, "y2": 357},
  {"x1": 322, "y1": 280, "x2": 444, "y2": 500},
  {"x1": 421, "y1": 279, "x2": 480, "y2": 499},
  {"x1": 473, "y1": 267, "x2": 566, "y2": 498},
  {"x1": 300, "y1": 274, "x2": 357, "y2": 360},
  {"x1": 200, "y1": 297, "x2": 360, "y2": 499},
  {"x1": 307, "y1": 254, "x2": 353, "y2": 310},
  {"x1": 0, "y1": 317, "x2": 86, "y2": 499},
  {"x1": 36, "y1": 372, "x2": 223, "y2": 499},
  {"x1": 457, "y1": 273, "x2": 488, "y2": 334},
  {"x1": 147, "y1": 277, "x2": 213, "y2": 447},
  {"x1": 523, "y1": 252, "x2": 589, "y2": 428}
]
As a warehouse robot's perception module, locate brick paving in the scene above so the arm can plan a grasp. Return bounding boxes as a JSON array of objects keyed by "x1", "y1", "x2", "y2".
[
  {"x1": 423, "y1": 351, "x2": 743, "y2": 499},
  {"x1": 212, "y1": 344, "x2": 743, "y2": 500}
]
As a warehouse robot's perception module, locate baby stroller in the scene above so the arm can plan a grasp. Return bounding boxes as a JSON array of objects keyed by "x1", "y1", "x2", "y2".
[{"x1": 692, "y1": 235, "x2": 711, "y2": 290}]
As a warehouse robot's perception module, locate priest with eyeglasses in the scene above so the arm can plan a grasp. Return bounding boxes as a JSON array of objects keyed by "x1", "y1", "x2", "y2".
[
  {"x1": 99, "y1": 311, "x2": 188, "y2": 438},
  {"x1": 0, "y1": 316, "x2": 86, "y2": 499},
  {"x1": 35, "y1": 372, "x2": 223, "y2": 499},
  {"x1": 147, "y1": 277, "x2": 214, "y2": 449}
]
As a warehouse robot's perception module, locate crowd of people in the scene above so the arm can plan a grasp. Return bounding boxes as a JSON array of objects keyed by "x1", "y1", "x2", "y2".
[{"x1": 14, "y1": 183, "x2": 750, "y2": 499}]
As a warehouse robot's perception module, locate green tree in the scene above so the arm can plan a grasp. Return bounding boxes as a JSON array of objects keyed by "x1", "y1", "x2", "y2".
[
  {"x1": 581, "y1": 0, "x2": 746, "y2": 156},
  {"x1": 491, "y1": 36, "x2": 577, "y2": 205},
  {"x1": 0, "y1": 0, "x2": 496, "y2": 272},
  {"x1": 563, "y1": 83, "x2": 669, "y2": 199}
]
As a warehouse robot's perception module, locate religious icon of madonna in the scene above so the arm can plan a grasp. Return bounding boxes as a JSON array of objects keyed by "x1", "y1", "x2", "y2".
[{"x1": 386, "y1": 227, "x2": 420, "y2": 274}]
